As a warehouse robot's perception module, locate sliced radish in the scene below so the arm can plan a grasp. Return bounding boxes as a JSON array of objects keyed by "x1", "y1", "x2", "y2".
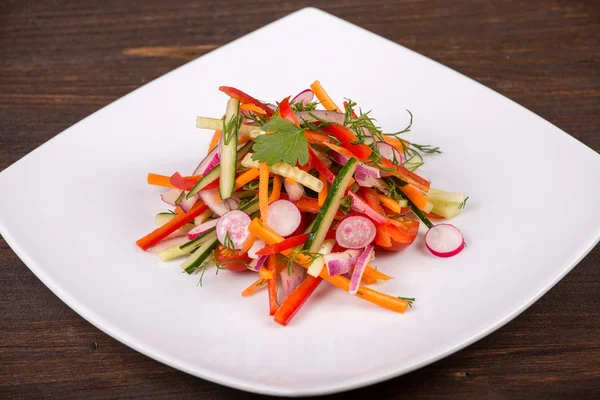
[
  {"x1": 161, "y1": 188, "x2": 182, "y2": 206},
  {"x1": 284, "y1": 179, "x2": 304, "y2": 201},
  {"x1": 180, "y1": 193, "x2": 199, "y2": 212},
  {"x1": 291, "y1": 89, "x2": 315, "y2": 105},
  {"x1": 267, "y1": 200, "x2": 301, "y2": 237},
  {"x1": 147, "y1": 235, "x2": 189, "y2": 254},
  {"x1": 295, "y1": 110, "x2": 345, "y2": 125},
  {"x1": 192, "y1": 146, "x2": 219, "y2": 176},
  {"x1": 247, "y1": 239, "x2": 266, "y2": 259},
  {"x1": 347, "y1": 191, "x2": 388, "y2": 224},
  {"x1": 335, "y1": 215, "x2": 376, "y2": 249},
  {"x1": 187, "y1": 219, "x2": 219, "y2": 240},
  {"x1": 354, "y1": 172, "x2": 385, "y2": 190},
  {"x1": 425, "y1": 224, "x2": 466, "y2": 258},
  {"x1": 349, "y1": 244, "x2": 375, "y2": 294},
  {"x1": 279, "y1": 263, "x2": 306, "y2": 303},
  {"x1": 330, "y1": 152, "x2": 380, "y2": 177},
  {"x1": 325, "y1": 250, "x2": 360, "y2": 276},
  {"x1": 216, "y1": 210, "x2": 251, "y2": 250},
  {"x1": 198, "y1": 188, "x2": 237, "y2": 216},
  {"x1": 375, "y1": 141, "x2": 404, "y2": 164}
]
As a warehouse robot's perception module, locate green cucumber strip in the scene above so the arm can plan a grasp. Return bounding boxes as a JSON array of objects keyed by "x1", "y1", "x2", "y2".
[
  {"x1": 182, "y1": 234, "x2": 220, "y2": 274},
  {"x1": 159, "y1": 245, "x2": 187, "y2": 261},
  {"x1": 187, "y1": 141, "x2": 252, "y2": 198},
  {"x1": 304, "y1": 157, "x2": 358, "y2": 253},
  {"x1": 402, "y1": 153, "x2": 423, "y2": 171},
  {"x1": 219, "y1": 98, "x2": 241, "y2": 200},
  {"x1": 387, "y1": 176, "x2": 434, "y2": 229}
]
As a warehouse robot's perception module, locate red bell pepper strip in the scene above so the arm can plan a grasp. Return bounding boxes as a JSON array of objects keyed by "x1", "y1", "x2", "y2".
[
  {"x1": 273, "y1": 275, "x2": 323, "y2": 326},
  {"x1": 267, "y1": 255, "x2": 278, "y2": 315},
  {"x1": 278, "y1": 96, "x2": 298, "y2": 125},
  {"x1": 320, "y1": 124, "x2": 372, "y2": 161},
  {"x1": 257, "y1": 233, "x2": 309, "y2": 256},
  {"x1": 343, "y1": 101, "x2": 359, "y2": 119},
  {"x1": 219, "y1": 86, "x2": 273, "y2": 117},
  {"x1": 376, "y1": 157, "x2": 431, "y2": 192},
  {"x1": 308, "y1": 146, "x2": 336, "y2": 184},
  {"x1": 169, "y1": 172, "x2": 197, "y2": 191},
  {"x1": 304, "y1": 130, "x2": 333, "y2": 146},
  {"x1": 136, "y1": 201, "x2": 208, "y2": 250}
]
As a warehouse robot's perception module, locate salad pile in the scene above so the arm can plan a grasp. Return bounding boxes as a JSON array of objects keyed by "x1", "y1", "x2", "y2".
[{"x1": 136, "y1": 81, "x2": 468, "y2": 326}]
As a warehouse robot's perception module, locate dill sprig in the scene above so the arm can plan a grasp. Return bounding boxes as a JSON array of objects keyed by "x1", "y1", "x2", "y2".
[
  {"x1": 291, "y1": 100, "x2": 320, "y2": 112},
  {"x1": 458, "y1": 196, "x2": 470, "y2": 210},
  {"x1": 398, "y1": 296, "x2": 415, "y2": 308},
  {"x1": 242, "y1": 111, "x2": 268, "y2": 126},
  {"x1": 222, "y1": 112, "x2": 242, "y2": 145},
  {"x1": 223, "y1": 231, "x2": 235, "y2": 250}
]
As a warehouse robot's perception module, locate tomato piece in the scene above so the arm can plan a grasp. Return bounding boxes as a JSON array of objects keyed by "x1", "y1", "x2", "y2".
[
  {"x1": 378, "y1": 218, "x2": 420, "y2": 251},
  {"x1": 321, "y1": 124, "x2": 372, "y2": 161},
  {"x1": 214, "y1": 246, "x2": 251, "y2": 272},
  {"x1": 218, "y1": 86, "x2": 273, "y2": 117}
]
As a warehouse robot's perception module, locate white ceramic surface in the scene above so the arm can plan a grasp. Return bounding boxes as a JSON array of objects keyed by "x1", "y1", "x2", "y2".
[{"x1": 1, "y1": 8, "x2": 599, "y2": 397}]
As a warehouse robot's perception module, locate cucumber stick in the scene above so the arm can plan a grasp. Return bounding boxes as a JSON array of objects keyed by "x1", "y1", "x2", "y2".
[
  {"x1": 219, "y1": 98, "x2": 240, "y2": 200},
  {"x1": 403, "y1": 153, "x2": 423, "y2": 171},
  {"x1": 187, "y1": 141, "x2": 252, "y2": 198},
  {"x1": 181, "y1": 231, "x2": 219, "y2": 274},
  {"x1": 304, "y1": 157, "x2": 358, "y2": 253}
]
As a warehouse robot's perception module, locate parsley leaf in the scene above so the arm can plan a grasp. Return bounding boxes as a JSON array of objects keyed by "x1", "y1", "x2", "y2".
[{"x1": 251, "y1": 117, "x2": 309, "y2": 166}]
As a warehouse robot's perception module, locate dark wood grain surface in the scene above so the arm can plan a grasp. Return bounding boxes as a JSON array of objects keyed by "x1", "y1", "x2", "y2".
[{"x1": 1, "y1": 0, "x2": 599, "y2": 398}]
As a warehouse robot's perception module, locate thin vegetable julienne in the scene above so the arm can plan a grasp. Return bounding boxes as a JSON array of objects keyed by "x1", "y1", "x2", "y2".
[
  {"x1": 267, "y1": 255, "x2": 278, "y2": 315},
  {"x1": 247, "y1": 218, "x2": 409, "y2": 313},
  {"x1": 274, "y1": 275, "x2": 322, "y2": 326}
]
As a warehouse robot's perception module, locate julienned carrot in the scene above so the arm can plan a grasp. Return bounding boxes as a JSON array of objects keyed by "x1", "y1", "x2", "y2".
[
  {"x1": 274, "y1": 275, "x2": 322, "y2": 326},
  {"x1": 259, "y1": 266, "x2": 273, "y2": 280},
  {"x1": 248, "y1": 218, "x2": 409, "y2": 313},
  {"x1": 383, "y1": 136, "x2": 410, "y2": 153},
  {"x1": 310, "y1": 80, "x2": 341, "y2": 112},
  {"x1": 173, "y1": 206, "x2": 184, "y2": 215},
  {"x1": 378, "y1": 157, "x2": 430, "y2": 192},
  {"x1": 267, "y1": 255, "x2": 278, "y2": 315},
  {"x1": 400, "y1": 183, "x2": 429, "y2": 211},
  {"x1": 323, "y1": 142, "x2": 356, "y2": 160},
  {"x1": 242, "y1": 276, "x2": 268, "y2": 297},
  {"x1": 318, "y1": 174, "x2": 328, "y2": 206},
  {"x1": 208, "y1": 130, "x2": 222, "y2": 153},
  {"x1": 259, "y1": 162, "x2": 269, "y2": 223},
  {"x1": 215, "y1": 168, "x2": 260, "y2": 201},
  {"x1": 240, "y1": 233, "x2": 256, "y2": 254},
  {"x1": 136, "y1": 201, "x2": 208, "y2": 250},
  {"x1": 285, "y1": 177, "x2": 297, "y2": 185},
  {"x1": 361, "y1": 266, "x2": 393, "y2": 285},
  {"x1": 377, "y1": 193, "x2": 401, "y2": 213},
  {"x1": 305, "y1": 130, "x2": 333, "y2": 146},
  {"x1": 279, "y1": 194, "x2": 345, "y2": 220},
  {"x1": 240, "y1": 103, "x2": 266, "y2": 115},
  {"x1": 147, "y1": 173, "x2": 176, "y2": 189},
  {"x1": 269, "y1": 175, "x2": 282, "y2": 203}
]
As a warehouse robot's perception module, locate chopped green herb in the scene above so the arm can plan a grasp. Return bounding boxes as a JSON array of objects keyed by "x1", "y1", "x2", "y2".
[{"x1": 252, "y1": 117, "x2": 309, "y2": 166}]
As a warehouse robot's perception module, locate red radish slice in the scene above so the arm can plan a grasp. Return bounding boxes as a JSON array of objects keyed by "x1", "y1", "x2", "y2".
[
  {"x1": 198, "y1": 188, "x2": 236, "y2": 216},
  {"x1": 216, "y1": 210, "x2": 251, "y2": 250},
  {"x1": 291, "y1": 89, "x2": 314, "y2": 105},
  {"x1": 187, "y1": 219, "x2": 218, "y2": 240},
  {"x1": 330, "y1": 152, "x2": 381, "y2": 177},
  {"x1": 147, "y1": 235, "x2": 188, "y2": 254},
  {"x1": 335, "y1": 215, "x2": 376, "y2": 249},
  {"x1": 325, "y1": 250, "x2": 360, "y2": 276},
  {"x1": 283, "y1": 179, "x2": 304, "y2": 201},
  {"x1": 267, "y1": 200, "x2": 301, "y2": 237},
  {"x1": 249, "y1": 255, "x2": 267, "y2": 271},
  {"x1": 180, "y1": 193, "x2": 199, "y2": 212},
  {"x1": 425, "y1": 224, "x2": 466, "y2": 258},
  {"x1": 375, "y1": 141, "x2": 404, "y2": 164},
  {"x1": 247, "y1": 239, "x2": 266, "y2": 259},
  {"x1": 354, "y1": 172, "x2": 385, "y2": 190},
  {"x1": 192, "y1": 146, "x2": 219, "y2": 176},
  {"x1": 349, "y1": 244, "x2": 375, "y2": 294},
  {"x1": 161, "y1": 188, "x2": 182, "y2": 206},
  {"x1": 347, "y1": 191, "x2": 387, "y2": 224}
]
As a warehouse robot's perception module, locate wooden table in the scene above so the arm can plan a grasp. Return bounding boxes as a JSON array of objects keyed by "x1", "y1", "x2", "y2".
[{"x1": 1, "y1": 1, "x2": 599, "y2": 398}]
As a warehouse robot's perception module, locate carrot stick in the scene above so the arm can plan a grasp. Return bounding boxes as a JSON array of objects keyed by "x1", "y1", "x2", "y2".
[
  {"x1": 267, "y1": 255, "x2": 278, "y2": 315},
  {"x1": 136, "y1": 201, "x2": 208, "y2": 250},
  {"x1": 240, "y1": 103, "x2": 266, "y2": 114},
  {"x1": 173, "y1": 206, "x2": 184, "y2": 215},
  {"x1": 310, "y1": 80, "x2": 341, "y2": 112},
  {"x1": 318, "y1": 174, "x2": 328, "y2": 206},
  {"x1": 248, "y1": 218, "x2": 408, "y2": 313},
  {"x1": 361, "y1": 266, "x2": 393, "y2": 284},
  {"x1": 323, "y1": 142, "x2": 356, "y2": 159},
  {"x1": 215, "y1": 168, "x2": 260, "y2": 201},
  {"x1": 400, "y1": 183, "x2": 429, "y2": 211},
  {"x1": 285, "y1": 177, "x2": 297, "y2": 185},
  {"x1": 269, "y1": 175, "x2": 282, "y2": 203},
  {"x1": 208, "y1": 130, "x2": 222, "y2": 153},
  {"x1": 240, "y1": 233, "x2": 256, "y2": 254},
  {"x1": 259, "y1": 162, "x2": 270, "y2": 222},
  {"x1": 377, "y1": 194, "x2": 401, "y2": 213},
  {"x1": 383, "y1": 136, "x2": 410, "y2": 153},
  {"x1": 242, "y1": 277, "x2": 268, "y2": 297},
  {"x1": 147, "y1": 173, "x2": 176, "y2": 189},
  {"x1": 259, "y1": 266, "x2": 274, "y2": 280},
  {"x1": 304, "y1": 130, "x2": 332, "y2": 146}
]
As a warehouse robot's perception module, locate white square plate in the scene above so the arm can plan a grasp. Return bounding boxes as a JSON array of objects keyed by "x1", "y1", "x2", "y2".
[{"x1": 1, "y1": 8, "x2": 599, "y2": 397}]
